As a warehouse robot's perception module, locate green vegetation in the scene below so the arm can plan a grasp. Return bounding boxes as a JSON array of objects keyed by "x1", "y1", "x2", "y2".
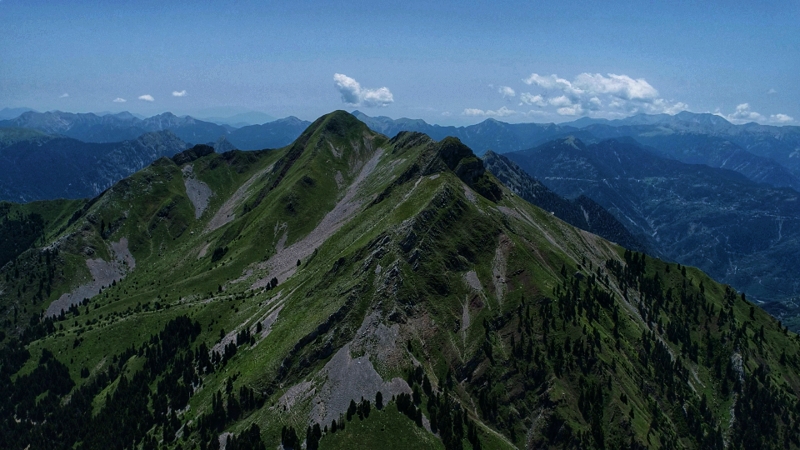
[{"x1": 0, "y1": 111, "x2": 798, "y2": 449}]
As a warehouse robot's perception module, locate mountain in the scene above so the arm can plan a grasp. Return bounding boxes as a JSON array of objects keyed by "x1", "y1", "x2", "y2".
[
  {"x1": 0, "y1": 110, "x2": 230, "y2": 144},
  {"x1": 0, "y1": 128, "x2": 188, "y2": 201},
  {"x1": 505, "y1": 137, "x2": 800, "y2": 311},
  {"x1": 227, "y1": 116, "x2": 312, "y2": 149},
  {"x1": 201, "y1": 111, "x2": 277, "y2": 128},
  {"x1": 574, "y1": 123, "x2": 800, "y2": 192},
  {"x1": 1, "y1": 111, "x2": 799, "y2": 449},
  {"x1": 352, "y1": 111, "x2": 587, "y2": 154},
  {"x1": 482, "y1": 150, "x2": 646, "y2": 252},
  {"x1": 355, "y1": 111, "x2": 800, "y2": 193},
  {"x1": 0, "y1": 107, "x2": 35, "y2": 121},
  {"x1": 569, "y1": 112, "x2": 800, "y2": 184}
]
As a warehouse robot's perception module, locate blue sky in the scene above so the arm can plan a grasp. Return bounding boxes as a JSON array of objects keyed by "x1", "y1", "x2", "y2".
[{"x1": 1, "y1": 0, "x2": 798, "y2": 125}]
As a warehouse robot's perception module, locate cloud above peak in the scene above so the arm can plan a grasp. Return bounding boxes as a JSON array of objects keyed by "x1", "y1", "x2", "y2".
[
  {"x1": 113, "y1": 97, "x2": 126, "y2": 103},
  {"x1": 520, "y1": 71, "x2": 685, "y2": 117},
  {"x1": 718, "y1": 103, "x2": 794, "y2": 125},
  {"x1": 172, "y1": 90, "x2": 187, "y2": 97},
  {"x1": 138, "y1": 94, "x2": 154, "y2": 102},
  {"x1": 462, "y1": 106, "x2": 516, "y2": 117},
  {"x1": 333, "y1": 73, "x2": 394, "y2": 107}
]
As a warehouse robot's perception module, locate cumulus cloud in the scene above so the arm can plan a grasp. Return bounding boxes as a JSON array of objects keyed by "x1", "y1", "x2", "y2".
[
  {"x1": 172, "y1": 90, "x2": 187, "y2": 97},
  {"x1": 113, "y1": 97, "x2": 127, "y2": 103},
  {"x1": 548, "y1": 95, "x2": 573, "y2": 108},
  {"x1": 556, "y1": 105, "x2": 584, "y2": 116},
  {"x1": 333, "y1": 73, "x2": 394, "y2": 107},
  {"x1": 523, "y1": 73, "x2": 581, "y2": 96},
  {"x1": 573, "y1": 73, "x2": 659, "y2": 101},
  {"x1": 497, "y1": 86, "x2": 515, "y2": 98},
  {"x1": 726, "y1": 103, "x2": 765, "y2": 123},
  {"x1": 59, "y1": 93, "x2": 69, "y2": 98},
  {"x1": 462, "y1": 106, "x2": 516, "y2": 117},
  {"x1": 519, "y1": 93, "x2": 547, "y2": 107},
  {"x1": 138, "y1": 94, "x2": 155, "y2": 102},
  {"x1": 771, "y1": 113, "x2": 794, "y2": 123},
  {"x1": 717, "y1": 103, "x2": 794, "y2": 125},
  {"x1": 519, "y1": 72, "x2": 689, "y2": 118}
]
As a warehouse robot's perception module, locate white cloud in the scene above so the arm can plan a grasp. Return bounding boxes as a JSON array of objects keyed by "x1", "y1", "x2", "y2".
[
  {"x1": 724, "y1": 103, "x2": 766, "y2": 123},
  {"x1": 520, "y1": 71, "x2": 687, "y2": 118},
  {"x1": 333, "y1": 73, "x2": 394, "y2": 107},
  {"x1": 768, "y1": 88, "x2": 777, "y2": 95},
  {"x1": 548, "y1": 95, "x2": 573, "y2": 107},
  {"x1": 716, "y1": 104, "x2": 794, "y2": 125},
  {"x1": 462, "y1": 106, "x2": 516, "y2": 117},
  {"x1": 771, "y1": 113, "x2": 794, "y2": 123},
  {"x1": 523, "y1": 73, "x2": 582, "y2": 96},
  {"x1": 172, "y1": 90, "x2": 187, "y2": 97},
  {"x1": 519, "y1": 93, "x2": 547, "y2": 107},
  {"x1": 441, "y1": 111, "x2": 452, "y2": 117},
  {"x1": 556, "y1": 104, "x2": 584, "y2": 116},
  {"x1": 113, "y1": 97, "x2": 127, "y2": 103},
  {"x1": 573, "y1": 73, "x2": 659, "y2": 101},
  {"x1": 59, "y1": 93, "x2": 69, "y2": 98},
  {"x1": 497, "y1": 86, "x2": 515, "y2": 98},
  {"x1": 138, "y1": 94, "x2": 155, "y2": 102},
  {"x1": 644, "y1": 99, "x2": 689, "y2": 115}
]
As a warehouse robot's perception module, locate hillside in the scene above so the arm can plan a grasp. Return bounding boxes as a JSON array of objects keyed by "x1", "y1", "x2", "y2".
[
  {"x1": 1, "y1": 111, "x2": 799, "y2": 449},
  {"x1": 504, "y1": 138, "x2": 800, "y2": 313},
  {"x1": 0, "y1": 129, "x2": 188, "y2": 202},
  {"x1": 482, "y1": 151, "x2": 645, "y2": 252}
]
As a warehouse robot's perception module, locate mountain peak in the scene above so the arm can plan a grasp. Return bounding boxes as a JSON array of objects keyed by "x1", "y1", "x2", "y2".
[{"x1": 556, "y1": 135, "x2": 587, "y2": 150}]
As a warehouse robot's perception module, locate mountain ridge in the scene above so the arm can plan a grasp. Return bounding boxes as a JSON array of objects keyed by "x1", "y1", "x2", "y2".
[{"x1": 1, "y1": 111, "x2": 799, "y2": 449}]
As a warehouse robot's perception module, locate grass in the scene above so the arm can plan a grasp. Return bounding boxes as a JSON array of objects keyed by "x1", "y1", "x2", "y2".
[{"x1": 320, "y1": 403, "x2": 444, "y2": 450}]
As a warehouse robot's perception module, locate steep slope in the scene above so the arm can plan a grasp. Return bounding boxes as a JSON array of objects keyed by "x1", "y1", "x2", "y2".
[
  {"x1": 505, "y1": 137, "x2": 800, "y2": 313},
  {"x1": 482, "y1": 150, "x2": 646, "y2": 252},
  {"x1": 0, "y1": 129, "x2": 188, "y2": 201},
  {"x1": 1, "y1": 112, "x2": 799, "y2": 450}
]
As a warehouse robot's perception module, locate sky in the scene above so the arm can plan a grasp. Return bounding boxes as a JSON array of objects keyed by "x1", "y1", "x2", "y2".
[{"x1": 1, "y1": 0, "x2": 799, "y2": 126}]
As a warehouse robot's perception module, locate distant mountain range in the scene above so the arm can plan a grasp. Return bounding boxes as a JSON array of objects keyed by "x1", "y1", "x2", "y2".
[
  {"x1": 504, "y1": 136, "x2": 800, "y2": 308},
  {"x1": 198, "y1": 111, "x2": 276, "y2": 128},
  {"x1": 353, "y1": 110, "x2": 800, "y2": 193},
  {"x1": 0, "y1": 111, "x2": 230, "y2": 145},
  {"x1": 0, "y1": 107, "x2": 35, "y2": 120},
  {"x1": 226, "y1": 116, "x2": 311, "y2": 150},
  {"x1": 0, "y1": 129, "x2": 188, "y2": 201},
  {"x1": 0, "y1": 110, "x2": 310, "y2": 151},
  {"x1": 5, "y1": 109, "x2": 798, "y2": 192}
]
